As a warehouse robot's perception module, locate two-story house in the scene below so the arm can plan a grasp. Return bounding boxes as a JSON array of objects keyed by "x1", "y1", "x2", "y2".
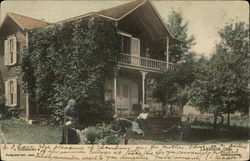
[
  {"x1": 0, "y1": 0, "x2": 182, "y2": 122},
  {"x1": 0, "y1": 12, "x2": 50, "y2": 119}
]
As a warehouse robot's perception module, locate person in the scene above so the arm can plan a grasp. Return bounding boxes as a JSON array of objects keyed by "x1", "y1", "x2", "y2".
[
  {"x1": 132, "y1": 118, "x2": 145, "y2": 136},
  {"x1": 112, "y1": 114, "x2": 133, "y2": 145},
  {"x1": 60, "y1": 99, "x2": 80, "y2": 144},
  {"x1": 137, "y1": 109, "x2": 148, "y2": 120},
  {"x1": 137, "y1": 109, "x2": 151, "y2": 130}
]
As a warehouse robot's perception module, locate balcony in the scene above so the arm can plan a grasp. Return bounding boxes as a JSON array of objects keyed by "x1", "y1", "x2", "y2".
[{"x1": 118, "y1": 53, "x2": 175, "y2": 72}]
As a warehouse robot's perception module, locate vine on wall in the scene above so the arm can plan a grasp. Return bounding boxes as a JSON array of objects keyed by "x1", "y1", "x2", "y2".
[{"x1": 19, "y1": 15, "x2": 121, "y2": 124}]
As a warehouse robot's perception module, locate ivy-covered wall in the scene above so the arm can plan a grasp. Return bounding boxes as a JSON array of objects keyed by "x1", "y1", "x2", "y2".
[{"x1": 18, "y1": 15, "x2": 121, "y2": 124}]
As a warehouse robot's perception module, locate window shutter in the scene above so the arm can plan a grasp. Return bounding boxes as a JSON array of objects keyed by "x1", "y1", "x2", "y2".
[
  {"x1": 4, "y1": 39, "x2": 9, "y2": 65},
  {"x1": 4, "y1": 81, "x2": 9, "y2": 106},
  {"x1": 12, "y1": 36, "x2": 17, "y2": 64},
  {"x1": 13, "y1": 79, "x2": 17, "y2": 106}
]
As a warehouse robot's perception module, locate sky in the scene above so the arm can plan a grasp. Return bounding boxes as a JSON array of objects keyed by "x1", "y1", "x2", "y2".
[{"x1": 0, "y1": 0, "x2": 249, "y2": 57}]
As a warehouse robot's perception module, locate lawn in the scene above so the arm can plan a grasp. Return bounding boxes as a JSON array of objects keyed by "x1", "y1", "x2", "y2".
[
  {"x1": 0, "y1": 117, "x2": 248, "y2": 144},
  {"x1": 129, "y1": 126, "x2": 248, "y2": 145},
  {"x1": 0, "y1": 118, "x2": 62, "y2": 144}
]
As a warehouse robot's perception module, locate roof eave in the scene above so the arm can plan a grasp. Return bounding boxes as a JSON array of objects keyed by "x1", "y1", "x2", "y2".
[{"x1": 147, "y1": 0, "x2": 184, "y2": 44}]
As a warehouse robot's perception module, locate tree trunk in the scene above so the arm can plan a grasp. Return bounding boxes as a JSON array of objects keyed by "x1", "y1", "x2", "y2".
[
  {"x1": 213, "y1": 113, "x2": 217, "y2": 130},
  {"x1": 213, "y1": 113, "x2": 224, "y2": 131},
  {"x1": 170, "y1": 103, "x2": 173, "y2": 115},
  {"x1": 227, "y1": 112, "x2": 230, "y2": 126}
]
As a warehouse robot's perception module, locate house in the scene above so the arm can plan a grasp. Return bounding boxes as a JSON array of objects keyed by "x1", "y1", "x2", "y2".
[
  {"x1": 0, "y1": 0, "x2": 183, "y2": 122},
  {"x1": 0, "y1": 12, "x2": 50, "y2": 120}
]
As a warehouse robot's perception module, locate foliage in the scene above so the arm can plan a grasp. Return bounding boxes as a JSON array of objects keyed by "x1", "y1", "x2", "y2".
[
  {"x1": 153, "y1": 10, "x2": 197, "y2": 111},
  {"x1": 1, "y1": 107, "x2": 21, "y2": 119},
  {"x1": 167, "y1": 10, "x2": 196, "y2": 63},
  {"x1": 18, "y1": 15, "x2": 121, "y2": 123},
  {"x1": 0, "y1": 95, "x2": 4, "y2": 114},
  {"x1": 0, "y1": 95, "x2": 4, "y2": 106},
  {"x1": 153, "y1": 53, "x2": 196, "y2": 107},
  {"x1": 0, "y1": 95, "x2": 20, "y2": 118},
  {"x1": 86, "y1": 126, "x2": 97, "y2": 144},
  {"x1": 86, "y1": 123, "x2": 120, "y2": 144},
  {"x1": 94, "y1": 123, "x2": 120, "y2": 144},
  {"x1": 187, "y1": 21, "x2": 249, "y2": 127}
]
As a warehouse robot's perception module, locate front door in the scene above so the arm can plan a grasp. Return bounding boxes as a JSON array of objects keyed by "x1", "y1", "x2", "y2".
[
  {"x1": 117, "y1": 79, "x2": 130, "y2": 116},
  {"x1": 131, "y1": 82, "x2": 139, "y2": 105}
]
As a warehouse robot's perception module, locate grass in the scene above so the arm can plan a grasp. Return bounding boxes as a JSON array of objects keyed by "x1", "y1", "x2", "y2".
[
  {"x1": 128, "y1": 126, "x2": 249, "y2": 145},
  {"x1": 0, "y1": 116, "x2": 248, "y2": 144},
  {"x1": 0, "y1": 118, "x2": 61, "y2": 144}
]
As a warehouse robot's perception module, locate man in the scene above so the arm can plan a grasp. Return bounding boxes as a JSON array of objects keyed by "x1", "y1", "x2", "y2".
[{"x1": 112, "y1": 114, "x2": 133, "y2": 145}]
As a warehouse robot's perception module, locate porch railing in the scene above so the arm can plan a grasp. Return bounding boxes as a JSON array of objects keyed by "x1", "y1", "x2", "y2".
[{"x1": 118, "y1": 53, "x2": 175, "y2": 71}]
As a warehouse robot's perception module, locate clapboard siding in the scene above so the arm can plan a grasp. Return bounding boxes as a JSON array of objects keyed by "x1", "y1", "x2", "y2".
[{"x1": 0, "y1": 17, "x2": 27, "y2": 116}]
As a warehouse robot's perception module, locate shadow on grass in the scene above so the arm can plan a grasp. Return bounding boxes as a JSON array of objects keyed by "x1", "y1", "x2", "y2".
[
  {"x1": 131, "y1": 123, "x2": 249, "y2": 145},
  {"x1": 185, "y1": 126, "x2": 248, "y2": 143}
]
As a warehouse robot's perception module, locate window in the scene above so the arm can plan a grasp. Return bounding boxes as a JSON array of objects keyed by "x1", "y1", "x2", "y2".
[
  {"x1": 4, "y1": 35, "x2": 17, "y2": 65},
  {"x1": 118, "y1": 31, "x2": 140, "y2": 56},
  {"x1": 5, "y1": 78, "x2": 17, "y2": 107},
  {"x1": 131, "y1": 38, "x2": 140, "y2": 56},
  {"x1": 121, "y1": 36, "x2": 131, "y2": 54}
]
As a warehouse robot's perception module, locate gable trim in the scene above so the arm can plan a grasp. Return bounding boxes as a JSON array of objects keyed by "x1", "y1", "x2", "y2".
[
  {"x1": 147, "y1": 1, "x2": 184, "y2": 43},
  {"x1": 7, "y1": 13, "x2": 25, "y2": 30},
  {"x1": 117, "y1": 0, "x2": 147, "y2": 21}
]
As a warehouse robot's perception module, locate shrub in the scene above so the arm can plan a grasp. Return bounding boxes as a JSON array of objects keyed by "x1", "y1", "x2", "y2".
[
  {"x1": 2, "y1": 107, "x2": 21, "y2": 119},
  {"x1": 85, "y1": 123, "x2": 120, "y2": 144},
  {"x1": 86, "y1": 126, "x2": 97, "y2": 144},
  {"x1": 0, "y1": 95, "x2": 5, "y2": 116},
  {"x1": 94, "y1": 123, "x2": 120, "y2": 145}
]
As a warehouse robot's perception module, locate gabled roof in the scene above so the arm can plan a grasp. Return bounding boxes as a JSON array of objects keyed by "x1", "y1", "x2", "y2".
[
  {"x1": 1, "y1": 1, "x2": 183, "y2": 43},
  {"x1": 4, "y1": 12, "x2": 50, "y2": 30},
  {"x1": 97, "y1": 0, "x2": 146, "y2": 20},
  {"x1": 96, "y1": 0, "x2": 183, "y2": 43}
]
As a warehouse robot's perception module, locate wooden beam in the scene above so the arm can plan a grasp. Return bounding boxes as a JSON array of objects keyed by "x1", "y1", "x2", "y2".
[
  {"x1": 132, "y1": 11, "x2": 157, "y2": 39},
  {"x1": 139, "y1": 3, "x2": 167, "y2": 37},
  {"x1": 129, "y1": 14, "x2": 154, "y2": 40},
  {"x1": 134, "y1": 7, "x2": 163, "y2": 39}
]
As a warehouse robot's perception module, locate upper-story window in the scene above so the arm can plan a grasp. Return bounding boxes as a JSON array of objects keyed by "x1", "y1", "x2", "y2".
[
  {"x1": 4, "y1": 35, "x2": 17, "y2": 66},
  {"x1": 118, "y1": 31, "x2": 140, "y2": 56},
  {"x1": 131, "y1": 37, "x2": 140, "y2": 57}
]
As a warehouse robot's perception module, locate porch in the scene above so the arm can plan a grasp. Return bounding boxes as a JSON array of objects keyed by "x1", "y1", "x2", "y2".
[
  {"x1": 105, "y1": 67, "x2": 182, "y2": 118},
  {"x1": 118, "y1": 53, "x2": 175, "y2": 72}
]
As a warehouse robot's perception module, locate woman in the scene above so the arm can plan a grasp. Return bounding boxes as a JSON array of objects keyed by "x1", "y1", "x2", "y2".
[{"x1": 60, "y1": 99, "x2": 80, "y2": 144}]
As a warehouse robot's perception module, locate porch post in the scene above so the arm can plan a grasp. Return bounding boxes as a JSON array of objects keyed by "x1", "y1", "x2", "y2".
[
  {"x1": 166, "y1": 36, "x2": 169, "y2": 70},
  {"x1": 25, "y1": 32, "x2": 30, "y2": 121},
  {"x1": 26, "y1": 94, "x2": 29, "y2": 120},
  {"x1": 140, "y1": 71, "x2": 148, "y2": 107},
  {"x1": 113, "y1": 67, "x2": 119, "y2": 113}
]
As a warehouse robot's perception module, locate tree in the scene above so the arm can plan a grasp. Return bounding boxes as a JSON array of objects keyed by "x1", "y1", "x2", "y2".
[
  {"x1": 153, "y1": 52, "x2": 197, "y2": 114},
  {"x1": 152, "y1": 10, "x2": 196, "y2": 115},
  {"x1": 188, "y1": 21, "x2": 249, "y2": 128},
  {"x1": 167, "y1": 10, "x2": 195, "y2": 63}
]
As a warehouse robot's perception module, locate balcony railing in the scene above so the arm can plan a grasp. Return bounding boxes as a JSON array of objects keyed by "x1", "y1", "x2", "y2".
[{"x1": 118, "y1": 53, "x2": 175, "y2": 71}]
